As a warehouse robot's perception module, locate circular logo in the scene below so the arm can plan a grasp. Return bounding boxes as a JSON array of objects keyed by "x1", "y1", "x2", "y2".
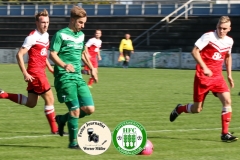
[
  {"x1": 112, "y1": 120, "x2": 147, "y2": 155},
  {"x1": 77, "y1": 120, "x2": 112, "y2": 155}
]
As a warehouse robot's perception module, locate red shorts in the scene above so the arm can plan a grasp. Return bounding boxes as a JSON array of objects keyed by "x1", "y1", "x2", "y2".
[
  {"x1": 27, "y1": 75, "x2": 51, "y2": 95},
  {"x1": 84, "y1": 59, "x2": 98, "y2": 70},
  {"x1": 193, "y1": 75, "x2": 229, "y2": 102}
]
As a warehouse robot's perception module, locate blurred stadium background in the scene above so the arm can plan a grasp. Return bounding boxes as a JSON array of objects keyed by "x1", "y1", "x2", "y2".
[{"x1": 0, "y1": 0, "x2": 240, "y2": 69}]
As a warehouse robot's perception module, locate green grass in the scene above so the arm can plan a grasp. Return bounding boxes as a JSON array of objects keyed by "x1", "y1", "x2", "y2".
[{"x1": 0, "y1": 64, "x2": 240, "y2": 160}]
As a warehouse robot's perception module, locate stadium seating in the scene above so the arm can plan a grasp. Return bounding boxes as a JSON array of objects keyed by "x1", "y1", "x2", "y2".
[{"x1": 0, "y1": 3, "x2": 240, "y2": 16}]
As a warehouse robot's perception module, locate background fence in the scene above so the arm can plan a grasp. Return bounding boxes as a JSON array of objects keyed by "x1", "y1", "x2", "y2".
[{"x1": 1, "y1": 48, "x2": 240, "y2": 70}]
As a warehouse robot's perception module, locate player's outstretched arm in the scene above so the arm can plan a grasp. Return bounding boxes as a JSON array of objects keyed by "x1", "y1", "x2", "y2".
[
  {"x1": 191, "y1": 46, "x2": 212, "y2": 77},
  {"x1": 225, "y1": 53, "x2": 234, "y2": 88},
  {"x1": 82, "y1": 50, "x2": 98, "y2": 83},
  {"x1": 16, "y1": 47, "x2": 35, "y2": 82},
  {"x1": 49, "y1": 51, "x2": 75, "y2": 72}
]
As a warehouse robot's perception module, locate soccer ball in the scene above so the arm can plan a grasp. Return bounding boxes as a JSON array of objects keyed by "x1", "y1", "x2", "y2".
[{"x1": 139, "y1": 139, "x2": 153, "y2": 155}]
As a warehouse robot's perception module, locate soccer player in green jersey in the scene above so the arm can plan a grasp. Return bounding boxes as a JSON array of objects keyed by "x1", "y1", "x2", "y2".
[{"x1": 49, "y1": 6, "x2": 98, "y2": 149}]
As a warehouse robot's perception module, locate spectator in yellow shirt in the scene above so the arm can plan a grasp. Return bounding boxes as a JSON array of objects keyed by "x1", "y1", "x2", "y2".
[{"x1": 119, "y1": 34, "x2": 134, "y2": 68}]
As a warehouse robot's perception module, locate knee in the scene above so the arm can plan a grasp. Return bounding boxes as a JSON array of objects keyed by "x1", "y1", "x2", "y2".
[
  {"x1": 83, "y1": 106, "x2": 95, "y2": 115},
  {"x1": 70, "y1": 108, "x2": 80, "y2": 117},
  {"x1": 26, "y1": 101, "x2": 37, "y2": 108}
]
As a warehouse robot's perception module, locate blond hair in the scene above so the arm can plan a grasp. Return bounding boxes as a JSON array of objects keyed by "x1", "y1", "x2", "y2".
[
  {"x1": 218, "y1": 16, "x2": 231, "y2": 24},
  {"x1": 35, "y1": 9, "x2": 49, "y2": 21},
  {"x1": 70, "y1": 6, "x2": 87, "y2": 19}
]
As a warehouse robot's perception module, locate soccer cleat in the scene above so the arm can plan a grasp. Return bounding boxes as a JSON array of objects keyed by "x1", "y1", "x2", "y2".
[
  {"x1": 169, "y1": 104, "x2": 182, "y2": 122},
  {"x1": 55, "y1": 115, "x2": 65, "y2": 137},
  {"x1": 69, "y1": 144, "x2": 81, "y2": 149},
  {"x1": 51, "y1": 131, "x2": 68, "y2": 135},
  {"x1": 221, "y1": 132, "x2": 238, "y2": 142}
]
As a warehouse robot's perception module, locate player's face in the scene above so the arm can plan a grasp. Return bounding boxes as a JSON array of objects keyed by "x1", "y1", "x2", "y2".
[
  {"x1": 125, "y1": 34, "x2": 130, "y2": 39},
  {"x1": 95, "y1": 30, "x2": 102, "y2": 39},
  {"x1": 72, "y1": 17, "x2": 87, "y2": 32},
  {"x1": 36, "y1": 16, "x2": 49, "y2": 34},
  {"x1": 216, "y1": 22, "x2": 231, "y2": 38}
]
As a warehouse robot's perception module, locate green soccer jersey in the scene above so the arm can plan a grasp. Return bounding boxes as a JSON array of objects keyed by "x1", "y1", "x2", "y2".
[{"x1": 50, "y1": 27, "x2": 85, "y2": 79}]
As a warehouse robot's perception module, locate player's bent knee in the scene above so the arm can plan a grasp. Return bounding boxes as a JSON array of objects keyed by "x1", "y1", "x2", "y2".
[
  {"x1": 82, "y1": 106, "x2": 95, "y2": 115},
  {"x1": 26, "y1": 101, "x2": 37, "y2": 108},
  {"x1": 70, "y1": 108, "x2": 80, "y2": 117}
]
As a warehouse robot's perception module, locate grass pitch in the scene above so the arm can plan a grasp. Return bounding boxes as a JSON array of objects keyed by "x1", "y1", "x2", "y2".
[{"x1": 0, "y1": 64, "x2": 240, "y2": 160}]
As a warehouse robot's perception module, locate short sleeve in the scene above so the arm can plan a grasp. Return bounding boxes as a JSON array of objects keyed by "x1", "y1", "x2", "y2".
[
  {"x1": 228, "y1": 38, "x2": 234, "y2": 54},
  {"x1": 50, "y1": 32, "x2": 62, "y2": 52},
  {"x1": 22, "y1": 35, "x2": 35, "y2": 50},
  {"x1": 85, "y1": 38, "x2": 94, "y2": 47},
  {"x1": 194, "y1": 33, "x2": 211, "y2": 51}
]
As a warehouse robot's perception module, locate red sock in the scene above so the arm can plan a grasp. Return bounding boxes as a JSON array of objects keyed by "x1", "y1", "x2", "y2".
[
  {"x1": 177, "y1": 103, "x2": 192, "y2": 114},
  {"x1": 88, "y1": 77, "x2": 94, "y2": 86},
  {"x1": 221, "y1": 106, "x2": 232, "y2": 134},
  {"x1": 44, "y1": 105, "x2": 58, "y2": 133},
  {"x1": 0, "y1": 92, "x2": 27, "y2": 105}
]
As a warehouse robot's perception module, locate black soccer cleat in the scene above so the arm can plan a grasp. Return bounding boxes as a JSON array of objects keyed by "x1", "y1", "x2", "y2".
[
  {"x1": 221, "y1": 132, "x2": 238, "y2": 142},
  {"x1": 55, "y1": 115, "x2": 65, "y2": 137},
  {"x1": 69, "y1": 144, "x2": 81, "y2": 149},
  {"x1": 51, "y1": 131, "x2": 68, "y2": 135},
  {"x1": 169, "y1": 104, "x2": 182, "y2": 122}
]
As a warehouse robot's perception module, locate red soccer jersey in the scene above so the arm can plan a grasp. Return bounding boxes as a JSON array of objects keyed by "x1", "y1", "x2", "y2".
[
  {"x1": 85, "y1": 37, "x2": 102, "y2": 58},
  {"x1": 22, "y1": 30, "x2": 49, "y2": 76},
  {"x1": 194, "y1": 31, "x2": 233, "y2": 78}
]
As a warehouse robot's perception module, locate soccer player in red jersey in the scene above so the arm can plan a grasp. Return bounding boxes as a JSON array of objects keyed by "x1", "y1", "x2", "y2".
[
  {"x1": 169, "y1": 16, "x2": 238, "y2": 142},
  {"x1": 83, "y1": 30, "x2": 102, "y2": 88},
  {"x1": 0, "y1": 9, "x2": 58, "y2": 134}
]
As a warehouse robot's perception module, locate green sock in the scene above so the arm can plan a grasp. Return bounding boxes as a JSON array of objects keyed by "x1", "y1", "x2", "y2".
[
  {"x1": 60, "y1": 112, "x2": 69, "y2": 124},
  {"x1": 79, "y1": 109, "x2": 88, "y2": 118},
  {"x1": 68, "y1": 116, "x2": 78, "y2": 147}
]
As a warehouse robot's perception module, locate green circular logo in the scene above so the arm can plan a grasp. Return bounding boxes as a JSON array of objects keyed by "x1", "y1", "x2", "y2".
[{"x1": 112, "y1": 120, "x2": 147, "y2": 155}]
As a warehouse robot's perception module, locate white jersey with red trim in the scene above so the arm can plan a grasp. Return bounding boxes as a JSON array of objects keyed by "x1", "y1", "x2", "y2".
[
  {"x1": 194, "y1": 30, "x2": 233, "y2": 78},
  {"x1": 22, "y1": 30, "x2": 49, "y2": 76},
  {"x1": 85, "y1": 37, "x2": 102, "y2": 58}
]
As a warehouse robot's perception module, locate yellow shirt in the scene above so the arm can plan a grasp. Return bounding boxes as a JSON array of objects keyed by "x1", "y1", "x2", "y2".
[{"x1": 119, "y1": 39, "x2": 134, "y2": 53}]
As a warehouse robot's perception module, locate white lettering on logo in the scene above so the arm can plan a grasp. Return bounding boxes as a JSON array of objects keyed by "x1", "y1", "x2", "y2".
[
  {"x1": 40, "y1": 48, "x2": 47, "y2": 56},
  {"x1": 212, "y1": 52, "x2": 222, "y2": 60},
  {"x1": 94, "y1": 47, "x2": 99, "y2": 52}
]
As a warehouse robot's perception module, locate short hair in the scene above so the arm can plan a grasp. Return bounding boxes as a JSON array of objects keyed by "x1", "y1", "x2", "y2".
[
  {"x1": 218, "y1": 16, "x2": 231, "y2": 24},
  {"x1": 35, "y1": 9, "x2": 49, "y2": 21},
  {"x1": 95, "y1": 29, "x2": 101, "y2": 32},
  {"x1": 70, "y1": 6, "x2": 87, "y2": 19}
]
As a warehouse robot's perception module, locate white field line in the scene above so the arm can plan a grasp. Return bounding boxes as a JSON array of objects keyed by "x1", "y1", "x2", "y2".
[{"x1": 1, "y1": 127, "x2": 240, "y2": 140}]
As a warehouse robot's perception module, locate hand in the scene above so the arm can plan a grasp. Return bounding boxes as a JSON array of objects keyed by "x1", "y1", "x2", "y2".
[
  {"x1": 24, "y1": 72, "x2": 34, "y2": 82},
  {"x1": 228, "y1": 76, "x2": 234, "y2": 88},
  {"x1": 48, "y1": 68, "x2": 54, "y2": 74},
  {"x1": 91, "y1": 68, "x2": 98, "y2": 83},
  {"x1": 203, "y1": 67, "x2": 212, "y2": 77},
  {"x1": 98, "y1": 56, "x2": 102, "y2": 61},
  {"x1": 64, "y1": 64, "x2": 75, "y2": 72}
]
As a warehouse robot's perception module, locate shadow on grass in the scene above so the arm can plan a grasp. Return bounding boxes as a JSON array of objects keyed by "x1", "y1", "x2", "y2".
[{"x1": 147, "y1": 135, "x2": 238, "y2": 143}]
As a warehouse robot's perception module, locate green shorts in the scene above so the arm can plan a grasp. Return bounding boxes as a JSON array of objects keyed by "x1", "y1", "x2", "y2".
[{"x1": 54, "y1": 78, "x2": 94, "y2": 109}]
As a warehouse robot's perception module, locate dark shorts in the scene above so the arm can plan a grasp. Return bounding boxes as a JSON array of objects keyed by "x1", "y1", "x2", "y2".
[{"x1": 123, "y1": 49, "x2": 131, "y2": 57}]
